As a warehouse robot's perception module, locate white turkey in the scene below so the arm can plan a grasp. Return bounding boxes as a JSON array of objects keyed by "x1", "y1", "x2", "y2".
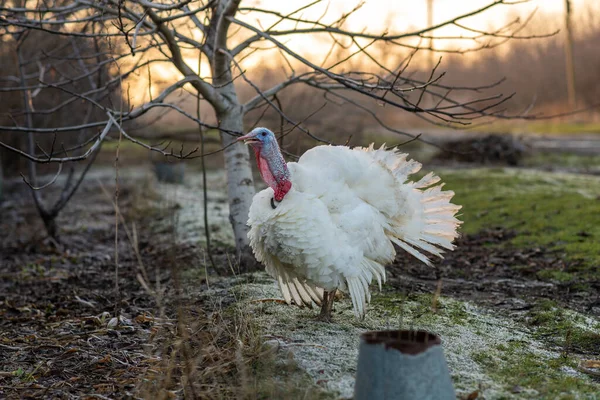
[{"x1": 238, "y1": 127, "x2": 461, "y2": 321}]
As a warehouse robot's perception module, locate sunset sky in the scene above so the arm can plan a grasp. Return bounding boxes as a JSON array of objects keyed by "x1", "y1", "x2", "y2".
[
  {"x1": 150, "y1": 0, "x2": 595, "y2": 78},
  {"x1": 140, "y1": 0, "x2": 595, "y2": 107},
  {"x1": 245, "y1": 0, "x2": 588, "y2": 32},
  {"x1": 236, "y1": 0, "x2": 591, "y2": 52}
]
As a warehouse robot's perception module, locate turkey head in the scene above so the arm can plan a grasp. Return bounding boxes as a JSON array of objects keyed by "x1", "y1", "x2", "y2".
[{"x1": 237, "y1": 127, "x2": 292, "y2": 203}]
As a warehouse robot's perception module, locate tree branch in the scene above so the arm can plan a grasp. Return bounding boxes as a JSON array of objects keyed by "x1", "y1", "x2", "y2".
[
  {"x1": 144, "y1": 7, "x2": 225, "y2": 111},
  {"x1": 213, "y1": 0, "x2": 241, "y2": 83}
]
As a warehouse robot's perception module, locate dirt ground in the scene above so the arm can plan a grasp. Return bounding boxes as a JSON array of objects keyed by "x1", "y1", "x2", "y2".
[
  {"x1": 389, "y1": 228, "x2": 600, "y2": 318},
  {"x1": 1, "y1": 176, "x2": 159, "y2": 398},
  {"x1": 1, "y1": 155, "x2": 599, "y2": 398},
  {"x1": 0, "y1": 172, "x2": 216, "y2": 399}
]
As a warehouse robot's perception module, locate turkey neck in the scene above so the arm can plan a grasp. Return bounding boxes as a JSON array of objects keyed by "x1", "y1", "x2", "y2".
[{"x1": 253, "y1": 140, "x2": 292, "y2": 202}]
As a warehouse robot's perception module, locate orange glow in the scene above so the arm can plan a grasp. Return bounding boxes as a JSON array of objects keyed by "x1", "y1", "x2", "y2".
[
  {"x1": 234, "y1": 0, "x2": 588, "y2": 56},
  {"x1": 127, "y1": 0, "x2": 593, "y2": 104}
]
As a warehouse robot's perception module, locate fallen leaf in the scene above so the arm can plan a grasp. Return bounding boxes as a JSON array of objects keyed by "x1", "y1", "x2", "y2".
[
  {"x1": 581, "y1": 359, "x2": 600, "y2": 369},
  {"x1": 466, "y1": 390, "x2": 479, "y2": 400},
  {"x1": 64, "y1": 347, "x2": 79, "y2": 354},
  {"x1": 135, "y1": 314, "x2": 155, "y2": 324},
  {"x1": 97, "y1": 355, "x2": 111, "y2": 364}
]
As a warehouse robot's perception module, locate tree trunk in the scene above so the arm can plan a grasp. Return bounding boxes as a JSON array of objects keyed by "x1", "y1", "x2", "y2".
[
  {"x1": 42, "y1": 213, "x2": 58, "y2": 242},
  {"x1": 208, "y1": 0, "x2": 257, "y2": 271},
  {"x1": 217, "y1": 105, "x2": 257, "y2": 271},
  {"x1": 0, "y1": 152, "x2": 3, "y2": 201},
  {"x1": 564, "y1": 0, "x2": 576, "y2": 110}
]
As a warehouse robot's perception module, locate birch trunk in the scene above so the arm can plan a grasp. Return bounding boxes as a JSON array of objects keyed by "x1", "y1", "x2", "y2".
[
  {"x1": 217, "y1": 105, "x2": 256, "y2": 268},
  {"x1": 210, "y1": 0, "x2": 257, "y2": 269}
]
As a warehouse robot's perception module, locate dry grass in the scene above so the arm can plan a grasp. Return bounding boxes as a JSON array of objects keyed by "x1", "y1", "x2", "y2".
[
  {"x1": 136, "y1": 287, "x2": 332, "y2": 399},
  {"x1": 120, "y1": 175, "x2": 331, "y2": 399}
]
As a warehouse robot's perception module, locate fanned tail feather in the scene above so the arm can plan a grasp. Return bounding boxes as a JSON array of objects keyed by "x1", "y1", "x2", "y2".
[{"x1": 363, "y1": 144, "x2": 462, "y2": 266}]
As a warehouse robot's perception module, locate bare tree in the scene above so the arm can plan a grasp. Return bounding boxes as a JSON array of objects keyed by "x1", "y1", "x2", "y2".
[
  {"x1": 0, "y1": 0, "x2": 554, "y2": 265},
  {"x1": 0, "y1": 20, "x2": 114, "y2": 241},
  {"x1": 564, "y1": 0, "x2": 577, "y2": 109}
]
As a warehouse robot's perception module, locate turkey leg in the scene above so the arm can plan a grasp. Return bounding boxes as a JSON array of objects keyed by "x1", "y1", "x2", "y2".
[{"x1": 318, "y1": 289, "x2": 336, "y2": 322}]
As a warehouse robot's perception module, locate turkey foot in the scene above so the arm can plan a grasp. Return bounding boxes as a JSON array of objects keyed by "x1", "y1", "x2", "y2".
[{"x1": 317, "y1": 289, "x2": 336, "y2": 322}]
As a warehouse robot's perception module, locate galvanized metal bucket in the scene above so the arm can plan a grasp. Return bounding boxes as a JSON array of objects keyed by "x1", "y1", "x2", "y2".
[{"x1": 354, "y1": 330, "x2": 456, "y2": 400}]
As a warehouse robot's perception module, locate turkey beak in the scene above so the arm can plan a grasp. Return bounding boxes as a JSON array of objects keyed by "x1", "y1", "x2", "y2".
[{"x1": 237, "y1": 133, "x2": 260, "y2": 145}]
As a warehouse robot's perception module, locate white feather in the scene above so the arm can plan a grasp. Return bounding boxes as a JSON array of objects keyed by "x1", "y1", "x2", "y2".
[{"x1": 247, "y1": 144, "x2": 462, "y2": 319}]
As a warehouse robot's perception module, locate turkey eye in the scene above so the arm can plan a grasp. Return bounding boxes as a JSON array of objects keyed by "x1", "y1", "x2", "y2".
[{"x1": 261, "y1": 132, "x2": 267, "y2": 137}]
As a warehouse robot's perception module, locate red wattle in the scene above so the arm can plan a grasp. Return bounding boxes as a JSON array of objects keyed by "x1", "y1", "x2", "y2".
[{"x1": 274, "y1": 180, "x2": 292, "y2": 202}]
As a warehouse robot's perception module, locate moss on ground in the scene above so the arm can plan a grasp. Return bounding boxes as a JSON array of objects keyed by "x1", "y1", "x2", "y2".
[
  {"x1": 523, "y1": 152, "x2": 600, "y2": 171},
  {"x1": 438, "y1": 168, "x2": 600, "y2": 281},
  {"x1": 482, "y1": 299, "x2": 600, "y2": 398},
  {"x1": 525, "y1": 299, "x2": 600, "y2": 355},
  {"x1": 486, "y1": 350, "x2": 598, "y2": 399}
]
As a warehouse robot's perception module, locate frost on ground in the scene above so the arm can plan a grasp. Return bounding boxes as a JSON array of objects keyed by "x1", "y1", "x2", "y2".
[
  {"x1": 212, "y1": 274, "x2": 600, "y2": 400},
  {"x1": 151, "y1": 166, "x2": 599, "y2": 399},
  {"x1": 156, "y1": 169, "x2": 234, "y2": 246}
]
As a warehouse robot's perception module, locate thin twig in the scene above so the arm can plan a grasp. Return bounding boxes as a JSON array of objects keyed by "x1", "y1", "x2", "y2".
[{"x1": 197, "y1": 52, "x2": 216, "y2": 273}]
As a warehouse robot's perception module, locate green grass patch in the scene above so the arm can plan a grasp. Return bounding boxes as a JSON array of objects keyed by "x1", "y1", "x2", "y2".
[
  {"x1": 490, "y1": 351, "x2": 596, "y2": 399},
  {"x1": 523, "y1": 152, "x2": 600, "y2": 171},
  {"x1": 536, "y1": 269, "x2": 576, "y2": 283},
  {"x1": 525, "y1": 300, "x2": 600, "y2": 355},
  {"x1": 372, "y1": 292, "x2": 471, "y2": 327},
  {"x1": 470, "y1": 320, "x2": 600, "y2": 398},
  {"x1": 438, "y1": 168, "x2": 600, "y2": 280}
]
